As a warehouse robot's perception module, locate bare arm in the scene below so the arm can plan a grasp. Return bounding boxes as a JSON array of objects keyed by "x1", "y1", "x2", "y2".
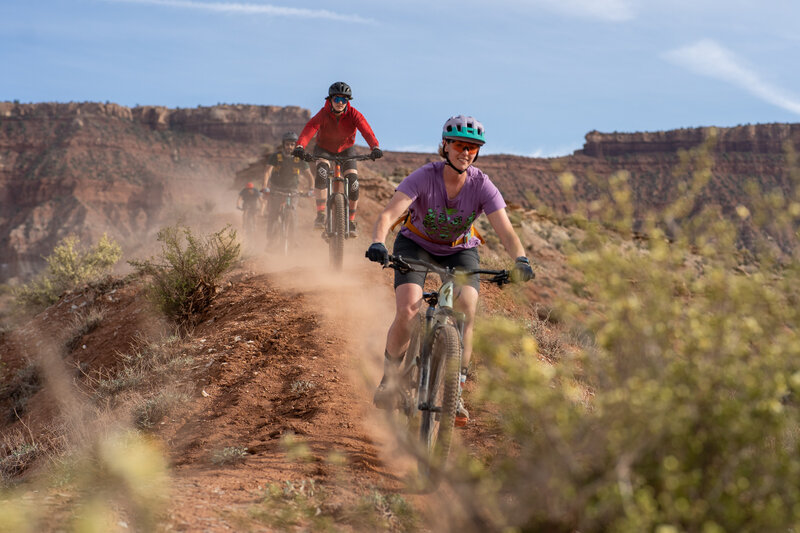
[
  {"x1": 372, "y1": 191, "x2": 413, "y2": 244},
  {"x1": 486, "y1": 208, "x2": 526, "y2": 259}
]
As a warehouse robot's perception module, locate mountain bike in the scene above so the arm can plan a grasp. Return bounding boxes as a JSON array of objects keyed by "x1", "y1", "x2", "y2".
[
  {"x1": 380, "y1": 254, "x2": 511, "y2": 479},
  {"x1": 240, "y1": 205, "x2": 258, "y2": 242},
  {"x1": 268, "y1": 189, "x2": 310, "y2": 255},
  {"x1": 303, "y1": 153, "x2": 375, "y2": 270}
]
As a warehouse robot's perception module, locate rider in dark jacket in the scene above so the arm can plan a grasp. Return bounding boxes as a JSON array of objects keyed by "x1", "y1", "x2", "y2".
[{"x1": 262, "y1": 132, "x2": 314, "y2": 242}]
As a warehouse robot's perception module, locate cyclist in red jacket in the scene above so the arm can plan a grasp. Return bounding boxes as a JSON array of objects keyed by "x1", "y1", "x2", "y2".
[{"x1": 292, "y1": 81, "x2": 382, "y2": 236}]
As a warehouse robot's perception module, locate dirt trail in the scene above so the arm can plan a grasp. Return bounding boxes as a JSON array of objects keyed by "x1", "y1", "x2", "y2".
[
  {"x1": 158, "y1": 228, "x2": 425, "y2": 530},
  {"x1": 0, "y1": 188, "x2": 550, "y2": 531}
]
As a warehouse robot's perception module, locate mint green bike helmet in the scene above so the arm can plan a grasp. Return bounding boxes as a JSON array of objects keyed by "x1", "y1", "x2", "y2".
[{"x1": 442, "y1": 115, "x2": 486, "y2": 146}]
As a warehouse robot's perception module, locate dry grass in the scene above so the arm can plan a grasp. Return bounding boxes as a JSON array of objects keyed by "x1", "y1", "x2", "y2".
[{"x1": 65, "y1": 306, "x2": 106, "y2": 352}]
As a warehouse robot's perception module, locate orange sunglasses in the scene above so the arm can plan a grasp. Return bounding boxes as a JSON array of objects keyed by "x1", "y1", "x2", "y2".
[{"x1": 448, "y1": 140, "x2": 480, "y2": 155}]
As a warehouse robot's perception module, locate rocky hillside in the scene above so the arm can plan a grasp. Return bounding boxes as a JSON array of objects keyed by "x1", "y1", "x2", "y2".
[
  {"x1": 0, "y1": 102, "x2": 308, "y2": 283},
  {"x1": 2, "y1": 101, "x2": 799, "y2": 283}
]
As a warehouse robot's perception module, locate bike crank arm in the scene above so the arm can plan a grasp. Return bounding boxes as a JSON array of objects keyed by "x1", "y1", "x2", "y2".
[{"x1": 417, "y1": 402, "x2": 442, "y2": 413}]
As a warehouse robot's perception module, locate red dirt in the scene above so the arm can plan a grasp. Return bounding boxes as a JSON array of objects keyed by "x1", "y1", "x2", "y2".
[{"x1": 0, "y1": 194, "x2": 551, "y2": 531}]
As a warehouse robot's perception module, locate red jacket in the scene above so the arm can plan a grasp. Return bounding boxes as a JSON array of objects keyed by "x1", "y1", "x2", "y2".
[{"x1": 297, "y1": 100, "x2": 379, "y2": 153}]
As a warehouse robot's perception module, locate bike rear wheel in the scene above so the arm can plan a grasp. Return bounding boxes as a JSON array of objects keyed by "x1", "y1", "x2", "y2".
[
  {"x1": 330, "y1": 193, "x2": 346, "y2": 269},
  {"x1": 418, "y1": 321, "x2": 461, "y2": 479}
]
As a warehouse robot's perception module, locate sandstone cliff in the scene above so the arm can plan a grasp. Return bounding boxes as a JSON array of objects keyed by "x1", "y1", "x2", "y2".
[
  {"x1": 0, "y1": 102, "x2": 309, "y2": 282},
  {"x1": 579, "y1": 124, "x2": 800, "y2": 157}
]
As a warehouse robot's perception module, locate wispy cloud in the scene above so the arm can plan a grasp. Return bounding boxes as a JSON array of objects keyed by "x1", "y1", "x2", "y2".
[
  {"x1": 494, "y1": 0, "x2": 634, "y2": 22},
  {"x1": 543, "y1": 0, "x2": 634, "y2": 22},
  {"x1": 102, "y1": 0, "x2": 375, "y2": 24},
  {"x1": 664, "y1": 39, "x2": 800, "y2": 115}
]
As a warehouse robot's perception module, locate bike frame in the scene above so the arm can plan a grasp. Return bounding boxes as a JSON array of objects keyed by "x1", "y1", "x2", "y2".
[
  {"x1": 303, "y1": 153, "x2": 374, "y2": 241},
  {"x1": 416, "y1": 280, "x2": 460, "y2": 414},
  {"x1": 269, "y1": 190, "x2": 307, "y2": 253},
  {"x1": 388, "y1": 255, "x2": 509, "y2": 415}
]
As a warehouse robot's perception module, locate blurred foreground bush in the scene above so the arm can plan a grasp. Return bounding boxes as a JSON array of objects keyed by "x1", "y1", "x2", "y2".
[
  {"x1": 459, "y1": 140, "x2": 800, "y2": 532},
  {"x1": 129, "y1": 224, "x2": 239, "y2": 326},
  {"x1": 14, "y1": 234, "x2": 122, "y2": 309},
  {"x1": 0, "y1": 430, "x2": 168, "y2": 532}
]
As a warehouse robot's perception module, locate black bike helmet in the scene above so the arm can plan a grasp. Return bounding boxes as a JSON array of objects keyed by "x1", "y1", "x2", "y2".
[
  {"x1": 328, "y1": 81, "x2": 353, "y2": 100},
  {"x1": 282, "y1": 131, "x2": 299, "y2": 143}
]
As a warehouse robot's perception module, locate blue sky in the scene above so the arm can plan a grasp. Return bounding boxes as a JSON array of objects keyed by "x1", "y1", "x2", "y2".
[{"x1": 2, "y1": 0, "x2": 799, "y2": 156}]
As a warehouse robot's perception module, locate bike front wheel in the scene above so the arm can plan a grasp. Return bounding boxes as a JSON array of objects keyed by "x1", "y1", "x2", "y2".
[
  {"x1": 329, "y1": 193, "x2": 346, "y2": 270},
  {"x1": 418, "y1": 321, "x2": 461, "y2": 479}
]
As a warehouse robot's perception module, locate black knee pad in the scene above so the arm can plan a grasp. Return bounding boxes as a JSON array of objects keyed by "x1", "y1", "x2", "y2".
[
  {"x1": 346, "y1": 173, "x2": 359, "y2": 201},
  {"x1": 315, "y1": 163, "x2": 330, "y2": 189}
]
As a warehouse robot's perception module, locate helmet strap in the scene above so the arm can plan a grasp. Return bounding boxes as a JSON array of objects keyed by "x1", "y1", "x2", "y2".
[
  {"x1": 443, "y1": 147, "x2": 467, "y2": 175},
  {"x1": 443, "y1": 142, "x2": 479, "y2": 174}
]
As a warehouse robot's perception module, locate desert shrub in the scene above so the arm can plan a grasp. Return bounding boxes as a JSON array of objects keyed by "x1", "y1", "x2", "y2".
[
  {"x1": 128, "y1": 224, "x2": 240, "y2": 325},
  {"x1": 0, "y1": 442, "x2": 40, "y2": 481},
  {"x1": 447, "y1": 145, "x2": 800, "y2": 532},
  {"x1": 65, "y1": 306, "x2": 106, "y2": 351},
  {"x1": 133, "y1": 389, "x2": 191, "y2": 430},
  {"x1": 14, "y1": 234, "x2": 122, "y2": 309},
  {"x1": 92, "y1": 334, "x2": 191, "y2": 398},
  {"x1": 0, "y1": 362, "x2": 43, "y2": 420},
  {"x1": 210, "y1": 446, "x2": 248, "y2": 465},
  {"x1": 249, "y1": 479, "x2": 418, "y2": 532}
]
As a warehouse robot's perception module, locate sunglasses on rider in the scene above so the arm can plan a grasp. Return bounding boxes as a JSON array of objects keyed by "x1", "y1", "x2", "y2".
[
  {"x1": 448, "y1": 140, "x2": 480, "y2": 155},
  {"x1": 331, "y1": 96, "x2": 349, "y2": 104}
]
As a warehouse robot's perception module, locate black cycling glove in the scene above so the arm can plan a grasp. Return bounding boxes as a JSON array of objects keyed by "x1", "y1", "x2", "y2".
[
  {"x1": 511, "y1": 256, "x2": 534, "y2": 282},
  {"x1": 370, "y1": 147, "x2": 383, "y2": 160},
  {"x1": 366, "y1": 242, "x2": 389, "y2": 265},
  {"x1": 292, "y1": 146, "x2": 305, "y2": 159}
]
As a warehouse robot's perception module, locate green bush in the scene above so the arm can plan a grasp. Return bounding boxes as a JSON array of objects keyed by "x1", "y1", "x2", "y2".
[
  {"x1": 14, "y1": 234, "x2": 122, "y2": 309},
  {"x1": 128, "y1": 224, "x2": 240, "y2": 325},
  {"x1": 448, "y1": 142, "x2": 800, "y2": 532}
]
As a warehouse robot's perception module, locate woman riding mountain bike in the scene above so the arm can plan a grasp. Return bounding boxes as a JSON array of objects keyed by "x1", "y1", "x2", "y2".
[
  {"x1": 366, "y1": 115, "x2": 534, "y2": 426},
  {"x1": 292, "y1": 81, "x2": 383, "y2": 237}
]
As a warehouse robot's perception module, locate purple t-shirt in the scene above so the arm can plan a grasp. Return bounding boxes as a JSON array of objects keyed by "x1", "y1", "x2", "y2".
[{"x1": 396, "y1": 161, "x2": 506, "y2": 256}]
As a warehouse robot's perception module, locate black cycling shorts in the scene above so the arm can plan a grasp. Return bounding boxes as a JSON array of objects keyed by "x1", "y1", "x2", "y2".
[{"x1": 392, "y1": 232, "x2": 481, "y2": 291}]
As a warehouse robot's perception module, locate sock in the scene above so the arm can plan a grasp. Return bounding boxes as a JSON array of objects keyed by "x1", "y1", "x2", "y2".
[
  {"x1": 316, "y1": 200, "x2": 325, "y2": 212},
  {"x1": 349, "y1": 209, "x2": 357, "y2": 222}
]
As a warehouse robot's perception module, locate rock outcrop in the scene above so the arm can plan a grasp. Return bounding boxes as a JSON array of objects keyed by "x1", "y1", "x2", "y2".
[
  {"x1": 0, "y1": 102, "x2": 309, "y2": 283},
  {"x1": 579, "y1": 124, "x2": 800, "y2": 157}
]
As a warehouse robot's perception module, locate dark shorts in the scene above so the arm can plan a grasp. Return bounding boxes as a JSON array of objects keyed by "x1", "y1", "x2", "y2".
[
  {"x1": 392, "y1": 233, "x2": 481, "y2": 291},
  {"x1": 312, "y1": 145, "x2": 358, "y2": 173}
]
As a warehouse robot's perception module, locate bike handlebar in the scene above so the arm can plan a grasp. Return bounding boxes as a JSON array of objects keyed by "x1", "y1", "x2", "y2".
[{"x1": 385, "y1": 254, "x2": 511, "y2": 286}]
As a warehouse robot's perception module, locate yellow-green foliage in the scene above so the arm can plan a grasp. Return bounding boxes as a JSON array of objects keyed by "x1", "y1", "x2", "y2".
[
  {"x1": 460, "y1": 142, "x2": 800, "y2": 532},
  {"x1": 0, "y1": 430, "x2": 168, "y2": 533},
  {"x1": 129, "y1": 224, "x2": 240, "y2": 325},
  {"x1": 14, "y1": 234, "x2": 122, "y2": 308}
]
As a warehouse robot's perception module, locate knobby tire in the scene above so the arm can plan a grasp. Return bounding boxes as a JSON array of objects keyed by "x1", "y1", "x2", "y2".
[
  {"x1": 400, "y1": 314, "x2": 423, "y2": 419},
  {"x1": 418, "y1": 322, "x2": 461, "y2": 479},
  {"x1": 330, "y1": 193, "x2": 346, "y2": 270}
]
